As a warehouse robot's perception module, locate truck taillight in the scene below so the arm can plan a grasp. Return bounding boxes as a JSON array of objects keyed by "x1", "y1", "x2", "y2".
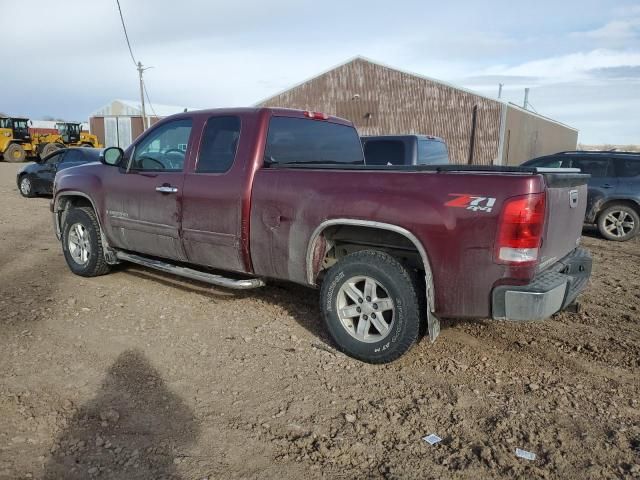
[
  {"x1": 303, "y1": 111, "x2": 329, "y2": 120},
  {"x1": 495, "y1": 193, "x2": 546, "y2": 265}
]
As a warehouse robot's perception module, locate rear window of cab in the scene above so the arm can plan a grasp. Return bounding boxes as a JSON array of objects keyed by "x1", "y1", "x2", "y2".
[{"x1": 264, "y1": 117, "x2": 364, "y2": 166}]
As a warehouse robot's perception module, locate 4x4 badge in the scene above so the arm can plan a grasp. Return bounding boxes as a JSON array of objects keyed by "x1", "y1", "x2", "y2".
[{"x1": 445, "y1": 194, "x2": 497, "y2": 213}]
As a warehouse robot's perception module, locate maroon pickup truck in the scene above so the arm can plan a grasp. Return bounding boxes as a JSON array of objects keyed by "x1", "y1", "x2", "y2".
[{"x1": 51, "y1": 108, "x2": 592, "y2": 363}]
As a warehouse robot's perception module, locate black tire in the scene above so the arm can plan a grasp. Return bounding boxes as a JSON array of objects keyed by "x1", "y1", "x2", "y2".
[
  {"x1": 597, "y1": 204, "x2": 640, "y2": 241},
  {"x1": 320, "y1": 250, "x2": 423, "y2": 364},
  {"x1": 61, "y1": 207, "x2": 111, "y2": 277},
  {"x1": 18, "y1": 174, "x2": 35, "y2": 198},
  {"x1": 82, "y1": 143, "x2": 93, "y2": 148},
  {"x1": 4, "y1": 143, "x2": 26, "y2": 163},
  {"x1": 41, "y1": 142, "x2": 63, "y2": 157}
]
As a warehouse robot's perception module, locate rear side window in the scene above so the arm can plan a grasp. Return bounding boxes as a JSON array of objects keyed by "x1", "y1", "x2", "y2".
[
  {"x1": 265, "y1": 117, "x2": 364, "y2": 165},
  {"x1": 618, "y1": 158, "x2": 640, "y2": 177},
  {"x1": 417, "y1": 139, "x2": 449, "y2": 165},
  {"x1": 363, "y1": 140, "x2": 405, "y2": 165},
  {"x1": 197, "y1": 116, "x2": 241, "y2": 173},
  {"x1": 572, "y1": 158, "x2": 611, "y2": 177}
]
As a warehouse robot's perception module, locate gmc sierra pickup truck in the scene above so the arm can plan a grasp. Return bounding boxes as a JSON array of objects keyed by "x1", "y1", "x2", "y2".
[{"x1": 52, "y1": 108, "x2": 592, "y2": 363}]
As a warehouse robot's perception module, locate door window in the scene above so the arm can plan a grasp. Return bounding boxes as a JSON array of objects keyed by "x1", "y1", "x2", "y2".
[
  {"x1": 618, "y1": 159, "x2": 640, "y2": 177},
  {"x1": 131, "y1": 119, "x2": 192, "y2": 172},
  {"x1": 196, "y1": 116, "x2": 241, "y2": 173},
  {"x1": 571, "y1": 158, "x2": 612, "y2": 177}
]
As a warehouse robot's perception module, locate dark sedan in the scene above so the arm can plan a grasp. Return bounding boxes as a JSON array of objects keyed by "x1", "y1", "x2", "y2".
[{"x1": 17, "y1": 148, "x2": 102, "y2": 197}]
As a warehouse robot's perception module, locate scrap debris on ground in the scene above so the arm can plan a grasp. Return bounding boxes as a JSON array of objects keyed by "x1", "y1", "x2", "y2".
[{"x1": 0, "y1": 162, "x2": 638, "y2": 479}]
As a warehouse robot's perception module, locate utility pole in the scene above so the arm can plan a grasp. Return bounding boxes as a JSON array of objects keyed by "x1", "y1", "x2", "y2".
[
  {"x1": 137, "y1": 61, "x2": 147, "y2": 130},
  {"x1": 498, "y1": 83, "x2": 503, "y2": 99},
  {"x1": 523, "y1": 88, "x2": 530, "y2": 110}
]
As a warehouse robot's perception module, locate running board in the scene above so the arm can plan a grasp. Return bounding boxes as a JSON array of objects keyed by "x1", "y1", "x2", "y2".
[{"x1": 115, "y1": 251, "x2": 266, "y2": 290}]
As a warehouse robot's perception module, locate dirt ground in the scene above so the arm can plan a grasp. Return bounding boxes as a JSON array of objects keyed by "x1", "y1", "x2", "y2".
[{"x1": 0, "y1": 161, "x2": 638, "y2": 480}]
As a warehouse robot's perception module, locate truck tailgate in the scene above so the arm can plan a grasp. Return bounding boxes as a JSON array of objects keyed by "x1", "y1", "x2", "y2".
[{"x1": 538, "y1": 173, "x2": 590, "y2": 271}]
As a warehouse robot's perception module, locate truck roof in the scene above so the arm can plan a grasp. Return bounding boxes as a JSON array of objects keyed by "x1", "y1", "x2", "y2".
[
  {"x1": 161, "y1": 107, "x2": 354, "y2": 126},
  {"x1": 362, "y1": 134, "x2": 446, "y2": 143}
]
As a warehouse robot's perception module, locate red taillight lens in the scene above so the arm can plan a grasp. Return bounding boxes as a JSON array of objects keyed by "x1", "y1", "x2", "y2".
[
  {"x1": 303, "y1": 111, "x2": 329, "y2": 120},
  {"x1": 495, "y1": 193, "x2": 546, "y2": 264}
]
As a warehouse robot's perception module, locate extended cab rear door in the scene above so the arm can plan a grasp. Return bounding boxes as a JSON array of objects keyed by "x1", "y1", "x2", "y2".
[{"x1": 180, "y1": 114, "x2": 247, "y2": 273}]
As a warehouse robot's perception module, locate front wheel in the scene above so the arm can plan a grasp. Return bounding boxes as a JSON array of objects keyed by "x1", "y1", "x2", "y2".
[
  {"x1": 61, "y1": 207, "x2": 111, "y2": 277},
  {"x1": 597, "y1": 205, "x2": 639, "y2": 241},
  {"x1": 319, "y1": 250, "x2": 423, "y2": 363},
  {"x1": 19, "y1": 175, "x2": 34, "y2": 197}
]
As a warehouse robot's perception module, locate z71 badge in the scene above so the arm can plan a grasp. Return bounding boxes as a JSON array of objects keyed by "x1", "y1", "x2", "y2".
[{"x1": 445, "y1": 194, "x2": 497, "y2": 213}]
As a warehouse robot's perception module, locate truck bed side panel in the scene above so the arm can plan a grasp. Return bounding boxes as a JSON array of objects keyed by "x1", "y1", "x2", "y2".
[{"x1": 250, "y1": 168, "x2": 543, "y2": 318}]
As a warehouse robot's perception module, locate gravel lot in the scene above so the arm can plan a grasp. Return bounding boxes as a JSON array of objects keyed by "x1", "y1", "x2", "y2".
[{"x1": 0, "y1": 162, "x2": 638, "y2": 479}]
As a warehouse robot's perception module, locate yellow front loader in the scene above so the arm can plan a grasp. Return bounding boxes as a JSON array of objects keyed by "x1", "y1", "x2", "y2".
[
  {"x1": 33, "y1": 122, "x2": 103, "y2": 157},
  {"x1": 0, "y1": 117, "x2": 36, "y2": 162}
]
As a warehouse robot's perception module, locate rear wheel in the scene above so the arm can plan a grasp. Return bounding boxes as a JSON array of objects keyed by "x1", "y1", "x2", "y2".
[
  {"x1": 597, "y1": 204, "x2": 639, "y2": 241},
  {"x1": 4, "y1": 143, "x2": 26, "y2": 162},
  {"x1": 41, "y1": 142, "x2": 63, "y2": 157},
  {"x1": 320, "y1": 250, "x2": 423, "y2": 363},
  {"x1": 82, "y1": 143, "x2": 93, "y2": 147},
  {"x1": 61, "y1": 207, "x2": 111, "y2": 277},
  {"x1": 19, "y1": 175, "x2": 34, "y2": 197}
]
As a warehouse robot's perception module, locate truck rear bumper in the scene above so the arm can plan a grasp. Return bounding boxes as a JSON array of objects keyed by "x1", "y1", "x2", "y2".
[{"x1": 491, "y1": 248, "x2": 592, "y2": 321}]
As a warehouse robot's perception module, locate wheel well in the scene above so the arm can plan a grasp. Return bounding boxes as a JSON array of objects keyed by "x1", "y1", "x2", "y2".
[
  {"x1": 310, "y1": 224, "x2": 426, "y2": 283},
  {"x1": 597, "y1": 199, "x2": 640, "y2": 219}
]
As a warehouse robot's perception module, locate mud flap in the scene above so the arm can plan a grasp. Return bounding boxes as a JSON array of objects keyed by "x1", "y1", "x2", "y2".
[{"x1": 427, "y1": 310, "x2": 440, "y2": 343}]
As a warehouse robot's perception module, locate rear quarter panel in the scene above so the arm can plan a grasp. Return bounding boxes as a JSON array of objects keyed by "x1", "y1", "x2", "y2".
[{"x1": 250, "y1": 168, "x2": 544, "y2": 318}]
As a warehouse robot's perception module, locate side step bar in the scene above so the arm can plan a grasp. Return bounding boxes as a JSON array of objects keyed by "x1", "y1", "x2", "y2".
[{"x1": 115, "y1": 251, "x2": 266, "y2": 290}]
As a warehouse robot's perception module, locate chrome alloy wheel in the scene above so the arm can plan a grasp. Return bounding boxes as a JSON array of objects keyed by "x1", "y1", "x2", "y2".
[
  {"x1": 336, "y1": 275, "x2": 395, "y2": 343},
  {"x1": 20, "y1": 177, "x2": 31, "y2": 196},
  {"x1": 68, "y1": 222, "x2": 91, "y2": 265},
  {"x1": 603, "y1": 210, "x2": 635, "y2": 238}
]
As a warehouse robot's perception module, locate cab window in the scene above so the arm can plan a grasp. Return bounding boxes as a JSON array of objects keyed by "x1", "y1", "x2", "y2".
[
  {"x1": 131, "y1": 119, "x2": 192, "y2": 171},
  {"x1": 196, "y1": 116, "x2": 241, "y2": 173}
]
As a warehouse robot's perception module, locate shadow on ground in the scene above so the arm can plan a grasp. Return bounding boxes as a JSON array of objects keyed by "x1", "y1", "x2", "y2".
[{"x1": 44, "y1": 349, "x2": 199, "y2": 480}]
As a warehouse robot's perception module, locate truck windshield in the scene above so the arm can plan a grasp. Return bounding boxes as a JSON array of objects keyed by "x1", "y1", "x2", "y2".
[
  {"x1": 265, "y1": 117, "x2": 364, "y2": 165},
  {"x1": 14, "y1": 119, "x2": 28, "y2": 129},
  {"x1": 417, "y1": 139, "x2": 449, "y2": 165}
]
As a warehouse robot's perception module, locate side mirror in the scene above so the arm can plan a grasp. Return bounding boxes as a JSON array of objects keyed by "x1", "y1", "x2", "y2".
[{"x1": 101, "y1": 147, "x2": 124, "y2": 166}]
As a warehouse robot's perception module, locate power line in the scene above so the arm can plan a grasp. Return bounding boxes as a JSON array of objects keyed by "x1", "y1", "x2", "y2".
[
  {"x1": 115, "y1": 0, "x2": 137, "y2": 67},
  {"x1": 114, "y1": 0, "x2": 158, "y2": 128}
]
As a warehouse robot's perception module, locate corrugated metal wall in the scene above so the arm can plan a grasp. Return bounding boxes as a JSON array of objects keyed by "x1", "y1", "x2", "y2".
[
  {"x1": 502, "y1": 105, "x2": 578, "y2": 165},
  {"x1": 258, "y1": 58, "x2": 504, "y2": 165}
]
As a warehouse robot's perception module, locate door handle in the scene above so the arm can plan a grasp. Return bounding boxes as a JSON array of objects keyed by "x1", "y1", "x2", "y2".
[
  {"x1": 602, "y1": 184, "x2": 613, "y2": 189},
  {"x1": 156, "y1": 185, "x2": 178, "y2": 194}
]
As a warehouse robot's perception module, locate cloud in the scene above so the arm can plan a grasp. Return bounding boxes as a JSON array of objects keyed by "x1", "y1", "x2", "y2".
[{"x1": 480, "y1": 49, "x2": 640, "y2": 82}]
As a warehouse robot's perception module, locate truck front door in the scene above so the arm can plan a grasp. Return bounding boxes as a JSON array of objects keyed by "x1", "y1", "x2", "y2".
[{"x1": 102, "y1": 118, "x2": 193, "y2": 261}]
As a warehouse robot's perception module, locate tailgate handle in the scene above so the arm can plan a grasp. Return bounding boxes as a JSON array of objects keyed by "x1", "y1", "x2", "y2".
[
  {"x1": 156, "y1": 184, "x2": 178, "y2": 194},
  {"x1": 569, "y1": 190, "x2": 579, "y2": 208}
]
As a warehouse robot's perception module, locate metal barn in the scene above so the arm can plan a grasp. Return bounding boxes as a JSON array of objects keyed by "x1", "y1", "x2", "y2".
[{"x1": 257, "y1": 57, "x2": 578, "y2": 165}]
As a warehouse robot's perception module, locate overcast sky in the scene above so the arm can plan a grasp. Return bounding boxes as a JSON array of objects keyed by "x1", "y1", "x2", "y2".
[{"x1": 5, "y1": 0, "x2": 639, "y2": 144}]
